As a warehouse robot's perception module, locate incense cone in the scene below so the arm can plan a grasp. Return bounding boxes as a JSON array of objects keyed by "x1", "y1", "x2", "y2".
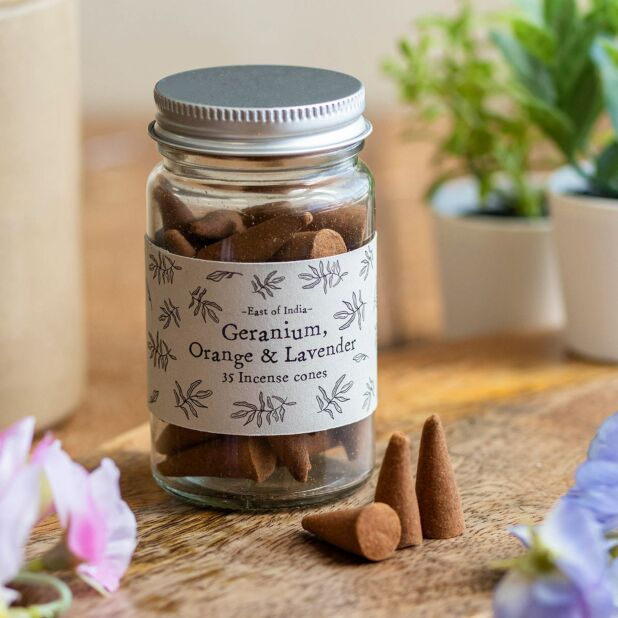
[
  {"x1": 309, "y1": 204, "x2": 368, "y2": 250},
  {"x1": 155, "y1": 424, "x2": 216, "y2": 456},
  {"x1": 267, "y1": 435, "x2": 311, "y2": 482},
  {"x1": 153, "y1": 181, "x2": 195, "y2": 232},
  {"x1": 196, "y1": 212, "x2": 312, "y2": 262},
  {"x1": 415, "y1": 415, "x2": 465, "y2": 539},
  {"x1": 243, "y1": 201, "x2": 292, "y2": 226},
  {"x1": 305, "y1": 430, "x2": 339, "y2": 456},
  {"x1": 157, "y1": 436, "x2": 276, "y2": 483},
  {"x1": 187, "y1": 210, "x2": 247, "y2": 242},
  {"x1": 336, "y1": 418, "x2": 370, "y2": 461},
  {"x1": 163, "y1": 229, "x2": 196, "y2": 258},
  {"x1": 273, "y1": 229, "x2": 347, "y2": 261},
  {"x1": 375, "y1": 432, "x2": 422, "y2": 548},
  {"x1": 302, "y1": 503, "x2": 401, "y2": 561}
]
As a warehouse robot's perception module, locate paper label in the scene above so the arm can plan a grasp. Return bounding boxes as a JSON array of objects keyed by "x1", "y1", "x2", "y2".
[{"x1": 145, "y1": 235, "x2": 377, "y2": 436}]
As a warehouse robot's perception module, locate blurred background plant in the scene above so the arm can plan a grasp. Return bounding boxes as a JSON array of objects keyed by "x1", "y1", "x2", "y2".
[
  {"x1": 383, "y1": 2, "x2": 546, "y2": 217},
  {"x1": 493, "y1": 0, "x2": 618, "y2": 197}
]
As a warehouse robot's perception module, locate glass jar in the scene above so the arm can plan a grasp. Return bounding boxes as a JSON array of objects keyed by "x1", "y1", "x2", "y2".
[{"x1": 146, "y1": 66, "x2": 377, "y2": 509}]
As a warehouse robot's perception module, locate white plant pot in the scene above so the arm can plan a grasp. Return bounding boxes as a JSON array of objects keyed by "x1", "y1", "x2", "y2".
[
  {"x1": 431, "y1": 177, "x2": 564, "y2": 338},
  {"x1": 549, "y1": 167, "x2": 618, "y2": 362}
]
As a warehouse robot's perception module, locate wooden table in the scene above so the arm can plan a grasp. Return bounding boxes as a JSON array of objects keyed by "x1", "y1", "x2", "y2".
[{"x1": 29, "y1": 118, "x2": 618, "y2": 617}]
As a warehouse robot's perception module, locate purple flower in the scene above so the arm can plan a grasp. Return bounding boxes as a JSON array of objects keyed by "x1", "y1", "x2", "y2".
[
  {"x1": 566, "y1": 413, "x2": 618, "y2": 532},
  {"x1": 494, "y1": 500, "x2": 615, "y2": 618}
]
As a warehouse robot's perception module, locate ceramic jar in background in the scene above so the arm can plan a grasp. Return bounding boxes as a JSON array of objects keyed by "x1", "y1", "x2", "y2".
[
  {"x1": 431, "y1": 177, "x2": 564, "y2": 339},
  {"x1": 549, "y1": 167, "x2": 618, "y2": 362},
  {"x1": 0, "y1": 0, "x2": 84, "y2": 429}
]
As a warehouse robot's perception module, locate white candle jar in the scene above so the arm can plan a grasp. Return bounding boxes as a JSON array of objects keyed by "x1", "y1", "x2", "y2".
[{"x1": 146, "y1": 66, "x2": 377, "y2": 509}]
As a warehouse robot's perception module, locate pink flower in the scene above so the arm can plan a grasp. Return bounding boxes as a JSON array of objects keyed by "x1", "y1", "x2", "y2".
[
  {"x1": 0, "y1": 418, "x2": 43, "y2": 607},
  {"x1": 43, "y1": 445, "x2": 137, "y2": 593}
]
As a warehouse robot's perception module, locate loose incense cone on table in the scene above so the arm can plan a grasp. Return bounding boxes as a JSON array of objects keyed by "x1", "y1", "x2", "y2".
[
  {"x1": 187, "y1": 210, "x2": 247, "y2": 242},
  {"x1": 163, "y1": 229, "x2": 196, "y2": 258},
  {"x1": 309, "y1": 204, "x2": 368, "y2": 250},
  {"x1": 302, "y1": 503, "x2": 401, "y2": 562},
  {"x1": 374, "y1": 432, "x2": 422, "y2": 548},
  {"x1": 273, "y1": 229, "x2": 347, "y2": 261},
  {"x1": 157, "y1": 436, "x2": 276, "y2": 483},
  {"x1": 155, "y1": 424, "x2": 216, "y2": 456},
  {"x1": 267, "y1": 435, "x2": 312, "y2": 482},
  {"x1": 153, "y1": 181, "x2": 195, "y2": 232},
  {"x1": 197, "y1": 212, "x2": 313, "y2": 262},
  {"x1": 415, "y1": 414, "x2": 465, "y2": 539}
]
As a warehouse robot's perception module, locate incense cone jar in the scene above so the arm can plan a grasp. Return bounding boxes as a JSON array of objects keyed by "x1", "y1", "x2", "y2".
[{"x1": 146, "y1": 66, "x2": 377, "y2": 509}]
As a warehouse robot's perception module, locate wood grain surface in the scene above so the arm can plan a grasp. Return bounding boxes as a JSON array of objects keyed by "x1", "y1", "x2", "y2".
[{"x1": 27, "y1": 375, "x2": 618, "y2": 618}]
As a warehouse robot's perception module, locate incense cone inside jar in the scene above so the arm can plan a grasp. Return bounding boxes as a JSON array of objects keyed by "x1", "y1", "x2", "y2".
[
  {"x1": 187, "y1": 210, "x2": 247, "y2": 242},
  {"x1": 336, "y1": 418, "x2": 370, "y2": 461},
  {"x1": 302, "y1": 503, "x2": 401, "y2": 561},
  {"x1": 273, "y1": 229, "x2": 347, "y2": 260},
  {"x1": 305, "y1": 430, "x2": 339, "y2": 456},
  {"x1": 153, "y1": 181, "x2": 195, "y2": 232},
  {"x1": 163, "y1": 229, "x2": 196, "y2": 258},
  {"x1": 375, "y1": 432, "x2": 422, "y2": 548},
  {"x1": 155, "y1": 424, "x2": 216, "y2": 456},
  {"x1": 243, "y1": 200, "x2": 293, "y2": 226},
  {"x1": 157, "y1": 436, "x2": 276, "y2": 483},
  {"x1": 197, "y1": 212, "x2": 313, "y2": 262},
  {"x1": 309, "y1": 203, "x2": 368, "y2": 250},
  {"x1": 267, "y1": 435, "x2": 312, "y2": 482},
  {"x1": 415, "y1": 414, "x2": 465, "y2": 539}
]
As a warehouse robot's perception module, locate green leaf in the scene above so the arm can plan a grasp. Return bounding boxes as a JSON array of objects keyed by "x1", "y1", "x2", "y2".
[
  {"x1": 513, "y1": 18, "x2": 556, "y2": 64},
  {"x1": 592, "y1": 38, "x2": 618, "y2": 135},
  {"x1": 544, "y1": 0, "x2": 575, "y2": 38},
  {"x1": 595, "y1": 140, "x2": 618, "y2": 182},
  {"x1": 490, "y1": 31, "x2": 556, "y2": 103},
  {"x1": 557, "y1": 19, "x2": 600, "y2": 99},
  {"x1": 520, "y1": 94, "x2": 576, "y2": 156}
]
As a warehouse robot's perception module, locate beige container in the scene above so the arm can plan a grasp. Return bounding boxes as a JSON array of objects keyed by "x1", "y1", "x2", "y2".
[{"x1": 0, "y1": 0, "x2": 84, "y2": 429}]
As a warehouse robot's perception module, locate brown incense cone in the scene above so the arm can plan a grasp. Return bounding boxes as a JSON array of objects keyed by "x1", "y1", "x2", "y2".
[
  {"x1": 267, "y1": 435, "x2": 311, "y2": 482},
  {"x1": 197, "y1": 212, "x2": 313, "y2": 262},
  {"x1": 187, "y1": 210, "x2": 247, "y2": 241},
  {"x1": 273, "y1": 229, "x2": 347, "y2": 261},
  {"x1": 163, "y1": 229, "x2": 196, "y2": 258},
  {"x1": 155, "y1": 424, "x2": 216, "y2": 456},
  {"x1": 309, "y1": 204, "x2": 368, "y2": 250},
  {"x1": 153, "y1": 181, "x2": 195, "y2": 232},
  {"x1": 415, "y1": 415, "x2": 465, "y2": 539},
  {"x1": 244, "y1": 200, "x2": 292, "y2": 226},
  {"x1": 305, "y1": 430, "x2": 339, "y2": 456},
  {"x1": 375, "y1": 432, "x2": 422, "y2": 548},
  {"x1": 302, "y1": 503, "x2": 401, "y2": 561},
  {"x1": 157, "y1": 436, "x2": 276, "y2": 483},
  {"x1": 336, "y1": 418, "x2": 370, "y2": 461}
]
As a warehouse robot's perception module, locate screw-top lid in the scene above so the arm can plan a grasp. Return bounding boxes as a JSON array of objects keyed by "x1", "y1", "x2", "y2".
[{"x1": 149, "y1": 65, "x2": 372, "y2": 156}]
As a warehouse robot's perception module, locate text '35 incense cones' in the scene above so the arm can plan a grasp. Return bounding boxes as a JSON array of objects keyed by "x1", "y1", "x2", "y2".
[
  {"x1": 375, "y1": 432, "x2": 422, "y2": 548},
  {"x1": 302, "y1": 503, "x2": 401, "y2": 562},
  {"x1": 415, "y1": 415, "x2": 465, "y2": 539}
]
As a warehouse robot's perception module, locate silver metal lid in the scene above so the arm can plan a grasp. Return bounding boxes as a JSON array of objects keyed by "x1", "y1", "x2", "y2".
[{"x1": 149, "y1": 65, "x2": 372, "y2": 156}]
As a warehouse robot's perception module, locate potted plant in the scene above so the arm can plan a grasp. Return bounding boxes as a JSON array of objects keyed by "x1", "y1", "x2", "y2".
[
  {"x1": 495, "y1": 0, "x2": 618, "y2": 360},
  {"x1": 384, "y1": 4, "x2": 564, "y2": 339}
]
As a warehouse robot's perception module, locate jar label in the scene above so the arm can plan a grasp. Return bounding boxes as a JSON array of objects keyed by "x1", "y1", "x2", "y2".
[{"x1": 145, "y1": 235, "x2": 377, "y2": 435}]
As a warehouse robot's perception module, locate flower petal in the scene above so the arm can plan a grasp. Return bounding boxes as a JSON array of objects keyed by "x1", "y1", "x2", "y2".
[
  {"x1": 588, "y1": 412, "x2": 618, "y2": 462},
  {"x1": 0, "y1": 417, "x2": 34, "y2": 494}
]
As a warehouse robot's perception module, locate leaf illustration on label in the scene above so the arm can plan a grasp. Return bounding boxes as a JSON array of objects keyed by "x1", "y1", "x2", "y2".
[
  {"x1": 316, "y1": 374, "x2": 354, "y2": 420},
  {"x1": 231, "y1": 392, "x2": 296, "y2": 428},
  {"x1": 298, "y1": 260, "x2": 348, "y2": 294},
  {"x1": 251, "y1": 271, "x2": 285, "y2": 300},
  {"x1": 359, "y1": 246, "x2": 374, "y2": 281},
  {"x1": 147, "y1": 331, "x2": 177, "y2": 372},
  {"x1": 189, "y1": 287, "x2": 223, "y2": 324},
  {"x1": 148, "y1": 389, "x2": 159, "y2": 404},
  {"x1": 353, "y1": 353, "x2": 369, "y2": 363},
  {"x1": 334, "y1": 291, "x2": 366, "y2": 331},
  {"x1": 158, "y1": 298, "x2": 181, "y2": 329},
  {"x1": 149, "y1": 251, "x2": 181, "y2": 285},
  {"x1": 146, "y1": 282, "x2": 152, "y2": 309},
  {"x1": 207, "y1": 270, "x2": 243, "y2": 282},
  {"x1": 173, "y1": 380, "x2": 213, "y2": 420},
  {"x1": 362, "y1": 378, "x2": 376, "y2": 412}
]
